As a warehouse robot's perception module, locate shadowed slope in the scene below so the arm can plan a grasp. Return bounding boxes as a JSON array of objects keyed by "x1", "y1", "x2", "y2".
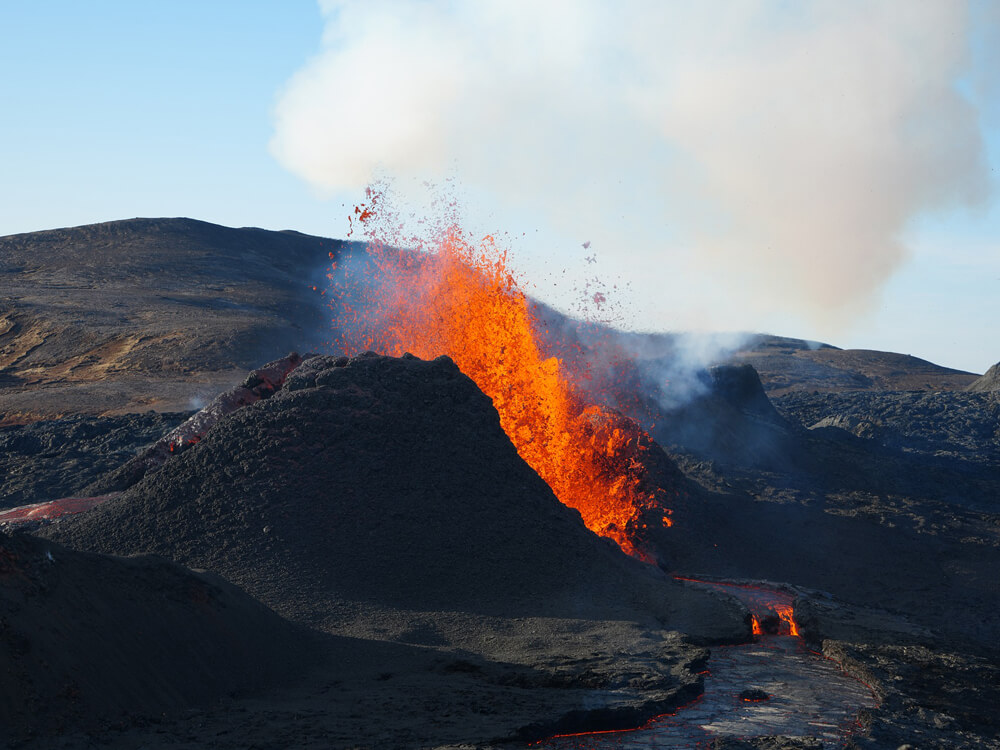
[{"x1": 0, "y1": 531, "x2": 309, "y2": 742}]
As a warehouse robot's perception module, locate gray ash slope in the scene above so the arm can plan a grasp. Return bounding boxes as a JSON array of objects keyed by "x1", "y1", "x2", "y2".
[
  {"x1": 0, "y1": 530, "x2": 310, "y2": 743},
  {"x1": 45, "y1": 352, "x2": 742, "y2": 639},
  {"x1": 967, "y1": 360, "x2": 1000, "y2": 392}
]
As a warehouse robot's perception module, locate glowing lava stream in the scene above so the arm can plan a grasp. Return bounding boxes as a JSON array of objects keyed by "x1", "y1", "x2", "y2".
[
  {"x1": 324, "y1": 194, "x2": 670, "y2": 559},
  {"x1": 675, "y1": 577, "x2": 800, "y2": 637}
]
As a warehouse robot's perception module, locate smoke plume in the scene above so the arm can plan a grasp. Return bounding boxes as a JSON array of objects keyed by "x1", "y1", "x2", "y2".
[{"x1": 271, "y1": 0, "x2": 991, "y2": 333}]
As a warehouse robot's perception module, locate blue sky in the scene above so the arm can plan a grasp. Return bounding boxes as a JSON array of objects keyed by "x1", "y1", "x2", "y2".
[
  {"x1": 1, "y1": 2, "x2": 997, "y2": 374},
  {"x1": 0, "y1": 2, "x2": 335, "y2": 235}
]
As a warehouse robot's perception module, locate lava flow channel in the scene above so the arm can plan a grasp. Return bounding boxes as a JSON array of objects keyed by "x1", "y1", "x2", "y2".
[
  {"x1": 321, "y1": 192, "x2": 670, "y2": 559},
  {"x1": 537, "y1": 580, "x2": 878, "y2": 749}
]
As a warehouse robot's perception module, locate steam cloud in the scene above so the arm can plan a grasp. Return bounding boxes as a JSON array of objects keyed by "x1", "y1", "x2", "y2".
[{"x1": 271, "y1": 0, "x2": 991, "y2": 334}]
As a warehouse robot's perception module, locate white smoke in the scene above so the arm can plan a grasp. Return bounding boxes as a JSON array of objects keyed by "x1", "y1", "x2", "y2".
[{"x1": 270, "y1": 0, "x2": 992, "y2": 334}]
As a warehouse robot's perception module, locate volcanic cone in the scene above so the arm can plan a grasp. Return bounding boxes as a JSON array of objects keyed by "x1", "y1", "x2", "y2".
[{"x1": 45, "y1": 353, "x2": 742, "y2": 641}]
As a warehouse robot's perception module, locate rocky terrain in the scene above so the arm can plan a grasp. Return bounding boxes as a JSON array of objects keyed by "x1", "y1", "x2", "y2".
[
  {"x1": 731, "y1": 336, "x2": 980, "y2": 395},
  {"x1": 1, "y1": 218, "x2": 998, "y2": 748},
  {"x1": 0, "y1": 412, "x2": 189, "y2": 509},
  {"x1": 967, "y1": 361, "x2": 1000, "y2": 393},
  {"x1": 643, "y1": 366, "x2": 1000, "y2": 748}
]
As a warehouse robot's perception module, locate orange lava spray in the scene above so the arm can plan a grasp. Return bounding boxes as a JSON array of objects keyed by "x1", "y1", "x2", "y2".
[{"x1": 323, "y1": 188, "x2": 670, "y2": 558}]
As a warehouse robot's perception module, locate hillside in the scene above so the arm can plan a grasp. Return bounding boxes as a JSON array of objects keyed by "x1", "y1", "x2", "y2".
[
  {"x1": 732, "y1": 335, "x2": 979, "y2": 394},
  {"x1": 0, "y1": 218, "x2": 343, "y2": 423}
]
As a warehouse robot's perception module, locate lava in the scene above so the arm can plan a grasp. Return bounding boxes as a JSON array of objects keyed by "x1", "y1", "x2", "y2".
[
  {"x1": 540, "y1": 581, "x2": 877, "y2": 749},
  {"x1": 676, "y1": 577, "x2": 800, "y2": 638},
  {"x1": 322, "y1": 189, "x2": 671, "y2": 558},
  {"x1": 774, "y1": 602, "x2": 800, "y2": 637}
]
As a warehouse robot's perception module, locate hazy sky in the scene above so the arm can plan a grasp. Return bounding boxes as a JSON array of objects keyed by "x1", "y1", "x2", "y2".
[{"x1": 2, "y1": 1, "x2": 998, "y2": 373}]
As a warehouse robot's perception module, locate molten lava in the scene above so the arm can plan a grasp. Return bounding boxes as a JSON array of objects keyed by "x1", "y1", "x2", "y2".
[
  {"x1": 773, "y1": 602, "x2": 800, "y2": 637},
  {"x1": 324, "y1": 190, "x2": 670, "y2": 558},
  {"x1": 677, "y1": 578, "x2": 801, "y2": 638}
]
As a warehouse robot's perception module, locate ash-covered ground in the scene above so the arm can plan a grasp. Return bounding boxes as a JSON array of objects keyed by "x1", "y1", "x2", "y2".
[{"x1": 2, "y1": 219, "x2": 998, "y2": 749}]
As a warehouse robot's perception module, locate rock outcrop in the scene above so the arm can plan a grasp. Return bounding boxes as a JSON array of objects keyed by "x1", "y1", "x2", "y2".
[{"x1": 966, "y1": 361, "x2": 1000, "y2": 392}]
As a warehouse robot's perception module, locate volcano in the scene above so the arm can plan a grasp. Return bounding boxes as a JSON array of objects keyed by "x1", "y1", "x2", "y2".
[
  {"x1": 34, "y1": 351, "x2": 747, "y2": 746},
  {"x1": 44, "y1": 352, "x2": 742, "y2": 634},
  {"x1": 2, "y1": 218, "x2": 999, "y2": 748}
]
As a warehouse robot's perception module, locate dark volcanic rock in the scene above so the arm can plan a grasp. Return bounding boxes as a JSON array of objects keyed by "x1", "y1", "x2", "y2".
[
  {"x1": 823, "y1": 640, "x2": 1000, "y2": 749},
  {"x1": 0, "y1": 530, "x2": 308, "y2": 743},
  {"x1": 0, "y1": 411, "x2": 189, "y2": 509},
  {"x1": 791, "y1": 595, "x2": 1000, "y2": 747},
  {"x1": 738, "y1": 687, "x2": 770, "y2": 702},
  {"x1": 653, "y1": 363, "x2": 801, "y2": 470},
  {"x1": 776, "y1": 389, "x2": 1000, "y2": 471},
  {"x1": 83, "y1": 352, "x2": 304, "y2": 495},
  {"x1": 45, "y1": 353, "x2": 744, "y2": 640},
  {"x1": 712, "y1": 738, "x2": 823, "y2": 749},
  {"x1": 708, "y1": 363, "x2": 783, "y2": 418},
  {"x1": 731, "y1": 337, "x2": 979, "y2": 395}
]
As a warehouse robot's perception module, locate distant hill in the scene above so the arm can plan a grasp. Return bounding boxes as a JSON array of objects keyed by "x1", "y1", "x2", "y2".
[
  {"x1": 731, "y1": 335, "x2": 979, "y2": 394},
  {"x1": 0, "y1": 218, "x2": 347, "y2": 423}
]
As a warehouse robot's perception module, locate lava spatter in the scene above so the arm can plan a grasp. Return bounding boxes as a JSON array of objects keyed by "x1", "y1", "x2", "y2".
[{"x1": 321, "y1": 189, "x2": 671, "y2": 558}]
